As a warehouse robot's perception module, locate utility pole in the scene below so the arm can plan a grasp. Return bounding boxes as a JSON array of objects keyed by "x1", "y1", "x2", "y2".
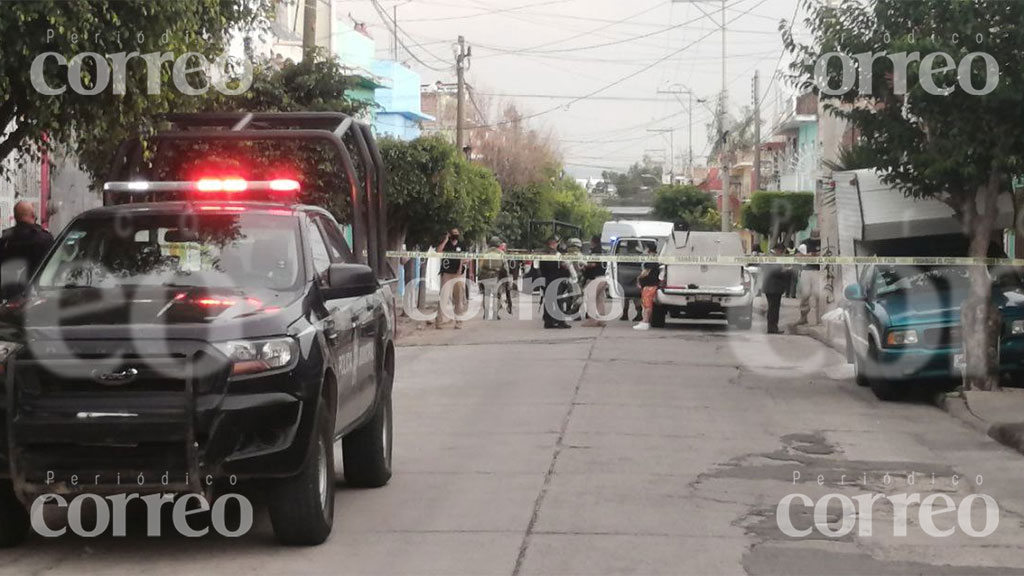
[
  {"x1": 455, "y1": 36, "x2": 471, "y2": 151},
  {"x1": 753, "y1": 71, "x2": 762, "y2": 193},
  {"x1": 719, "y1": 0, "x2": 730, "y2": 232},
  {"x1": 393, "y1": 5, "x2": 399, "y2": 60},
  {"x1": 302, "y1": 0, "x2": 317, "y2": 58},
  {"x1": 656, "y1": 85, "x2": 704, "y2": 184},
  {"x1": 671, "y1": 0, "x2": 729, "y2": 226}
]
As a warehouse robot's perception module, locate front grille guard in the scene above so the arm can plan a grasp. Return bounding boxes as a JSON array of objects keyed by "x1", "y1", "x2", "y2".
[{"x1": 4, "y1": 350, "x2": 205, "y2": 502}]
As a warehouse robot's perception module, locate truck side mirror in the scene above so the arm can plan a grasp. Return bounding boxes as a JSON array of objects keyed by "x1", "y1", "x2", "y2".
[
  {"x1": 844, "y1": 283, "x2": 865, "y2": 301},
  {"x1": 322, "y1": 264, "x2": 377, "y2": 300}
]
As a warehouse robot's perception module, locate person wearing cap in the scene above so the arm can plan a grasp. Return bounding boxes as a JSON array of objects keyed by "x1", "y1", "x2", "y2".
[
  {"x1": 436, "y1": 227, "x2": 467, "y2": 329},
  {"x1": 538, "y1": 236, "x2": 571, "y2": 329},
  {"x1": 477, "y1": 236, "x2": 506, "y2": 320}
]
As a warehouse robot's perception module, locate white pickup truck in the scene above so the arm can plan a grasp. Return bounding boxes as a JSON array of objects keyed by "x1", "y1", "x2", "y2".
[{"x1": 649, "y1": 231, "x2": 754, "y2": 329}]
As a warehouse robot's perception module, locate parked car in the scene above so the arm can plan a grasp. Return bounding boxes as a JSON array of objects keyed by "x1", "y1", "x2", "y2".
[
  {"x1": 648, "y1": 231, "x2": 753, "y2": 329},
  {"x1": 844, "y1": 264, "x2": 1024, "y2": 401}
]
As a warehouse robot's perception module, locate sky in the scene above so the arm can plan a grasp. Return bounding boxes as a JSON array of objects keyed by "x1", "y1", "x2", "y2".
[{"x1": 337, "y1": 0, "x2": 809, "y2": 179}]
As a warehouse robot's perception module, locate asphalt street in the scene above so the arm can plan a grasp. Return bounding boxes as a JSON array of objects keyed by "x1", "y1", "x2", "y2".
[{"x1": 3, "y1": 310, "x2": 1024, "y2": 575}]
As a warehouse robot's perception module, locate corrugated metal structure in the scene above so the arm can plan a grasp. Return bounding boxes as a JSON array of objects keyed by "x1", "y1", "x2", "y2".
[{"x1": 834, "y1": 169, "x2": 1016, "y2": 285}]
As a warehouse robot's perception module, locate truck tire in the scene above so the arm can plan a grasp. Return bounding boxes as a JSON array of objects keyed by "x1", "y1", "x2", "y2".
[
  {"x1": 863, "y1": 340, "x2": 906, "y2": 401},
  {"x1": 727, "y1": 306, "x2": 753, "y2": 330},
  {"x1": 0, "y1": 481, "x2": 30, "y2": 547},
  {"x1": 268, "y1": 403, "x2": 335, "y2": 546},
  {"x1": 343, "y1": 363, "x2": 393, "y2": 488},
  {"x1": 650, "y1": 305, "x2": 667, "y2": 328},
  {"x1": 848, "y1": 328, "x2": 871, "y2": 387}
]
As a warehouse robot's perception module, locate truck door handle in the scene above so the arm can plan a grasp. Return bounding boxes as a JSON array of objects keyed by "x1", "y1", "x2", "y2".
[{"x1": 324, "y1": 318, "x2": 339, "y2": 340}]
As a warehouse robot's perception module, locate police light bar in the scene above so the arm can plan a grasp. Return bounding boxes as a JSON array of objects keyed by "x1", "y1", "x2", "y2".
[{"x1": 103, "y1": 179, "x2": 301, "y2": 194}]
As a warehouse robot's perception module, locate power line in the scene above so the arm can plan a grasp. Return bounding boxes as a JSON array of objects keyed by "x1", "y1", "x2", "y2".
[
  {"x1": 369, "y1": 0, "x2": 453, "y2": 72},
  {"x1": 502, "y1": 1, "x2": 667, "y2": 53},
  {"x1": 758, "y1": 0, "x2": 801, "y2": 115},
  {"x1": 473, "y1": 0, "x2": 751, "y2": 58},
  {"x1": 474, "y1": 93, "x2": 680, "y2": 102},
  {"x1": 479, "y1": 0, "x2": 771, "y2": 130},
  {"x1": 399, "y1": 0, "x2": 577, "y2": 22}
]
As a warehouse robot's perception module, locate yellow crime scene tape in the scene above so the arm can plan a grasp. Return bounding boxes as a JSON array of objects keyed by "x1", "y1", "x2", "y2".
[{"x1": 385, "y1": 250, "x2": 1024, "y2": 267}]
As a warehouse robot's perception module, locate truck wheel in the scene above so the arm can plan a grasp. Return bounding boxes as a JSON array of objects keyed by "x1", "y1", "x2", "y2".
[
  {"x1": 849, "y1": 329, "x2": 871, "y2": 387},
  {"x1": 268, "y1": 403, "x2": 335, "y2": 546},
  {"x1": 871, "y1": 378, "x2": 907, "y2": 402},
  {"x1": 863, "y1": 341, "x2": 906, "y2": 401},
  {"x1": 0, "y1": 480, "x2": 30, "y2": 548},
  {"x1": 343, "y1": 367, "x2": 393, "y2": 488},
  {"x1": 727, "y1": 306, "x2": 753, "y2": 330},
  {"x1": 650, "y1": 306, "x2": 667, "y2": 328}
]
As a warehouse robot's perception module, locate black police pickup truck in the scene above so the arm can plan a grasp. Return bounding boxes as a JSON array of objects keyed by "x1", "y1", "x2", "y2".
[{"x1": 0, "y1": 113, "x2": 396, "y2": 546}]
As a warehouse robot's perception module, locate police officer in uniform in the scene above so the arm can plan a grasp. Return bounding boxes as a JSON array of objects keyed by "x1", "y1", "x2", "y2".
[
  {"x1": 0, "y1": 201, "x2": 54, "y2": 300},
  {"x1": 538, "y1": 236, "x2": 571, "y2": 329}
]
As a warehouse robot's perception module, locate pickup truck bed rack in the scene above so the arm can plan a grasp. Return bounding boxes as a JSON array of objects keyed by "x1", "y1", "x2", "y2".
[{"x1": 105, "y1": 112, "x2": 391, "y2": 279}]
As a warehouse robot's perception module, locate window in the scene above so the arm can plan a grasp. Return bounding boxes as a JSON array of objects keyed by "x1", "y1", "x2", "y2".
[
  {"x1": 36, "y1": 213, "x2": 302, "y2": 292},
  {"x1": 305, "y1": 217, "x2": 332, "y2": 281},
  {"x1": 312, "y1": 214, "x2": 353, "y2": 263}
]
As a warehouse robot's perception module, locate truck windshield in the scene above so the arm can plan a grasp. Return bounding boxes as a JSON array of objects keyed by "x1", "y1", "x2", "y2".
[
  {"x1": 35, "y1": 213, "x2": 303, "y2": 292},
  {"x1": 874, "y1": 266, "x2": 971, "y2": 296}
]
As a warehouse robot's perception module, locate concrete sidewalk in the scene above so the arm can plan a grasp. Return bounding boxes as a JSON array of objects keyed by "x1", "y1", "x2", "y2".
[{"x1": 787, "y1": 302, "x2": 1024, "y2": 459}]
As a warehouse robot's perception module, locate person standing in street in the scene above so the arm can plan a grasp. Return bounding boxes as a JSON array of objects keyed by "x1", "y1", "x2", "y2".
[
  {"x1": 785, "y1": 240, "x2": 798, "y2": 299},
  {"x1": 477, "y1": 236, "x2": 505, "y2": 320},
  {"x1": 619, "y1": 240, "x2": 644, "y2": 322},
  {"x1": 436, "y1": 228, "x2": 467, "y2": 329},
  {"x1": 761, "y1": 244, "x2": 792, "y2": 335},
  {"x1": 0, "y1": 201, "x2": 54, "y2": 301},
  {"x1": 633, "y1": 243, "x2": 662, "y2": 331},
  {"x1": 539, "y1": 236, "x2": 571, "y2": 329},
  {"x1": 581, "y1": 234, "x2": 608, "y2": 327},
  {"x1": 796, "y1": 230, "x2": 821, "y2": 326},
  {"x1": 497, "y1": 241, "x2": 514, "y2": 316}
]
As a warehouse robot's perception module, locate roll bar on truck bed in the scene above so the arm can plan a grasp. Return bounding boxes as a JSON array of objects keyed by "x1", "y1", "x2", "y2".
[{"x1": 103, "y1": 112, "x2": 393, "y2": 279}]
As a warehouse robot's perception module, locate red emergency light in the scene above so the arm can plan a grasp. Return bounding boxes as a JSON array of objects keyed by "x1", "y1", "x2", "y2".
[{"x1": 103, "y1": 178, "x2": 302, "y2": 204}]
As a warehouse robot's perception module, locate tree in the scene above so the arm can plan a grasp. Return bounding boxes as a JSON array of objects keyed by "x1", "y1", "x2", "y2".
[
  {"x1": 651, "y1": 185, "x2": 718, "y2": 231},
  {"x1": 380, "y1": 134, "x2": 501, "y2": 312},
  {"x1": 206, "y1": 49, "x2": 370, "y2": 116},
  {"x1": 473, "y1": 103, "x2": 560, "y2": 191},
  {"x1": 740, "y1": 192, "x2": 814, "y2": 247},
  {"x1": 379, "y1": 135, "x2": 500, "y2": 251},
  {"x1": 786, "y1": 0, "x2": 1024, "y2": 390},
  {"x1": 549, "y1": 177, "x2": 610, "y2": 240},
  {"x1": 471, "y1": 101, "x2": 607, "y2": 246},
  {"x1": 0, "y1": 0, "x2": 272, "y2": 179},
  {"x1": 601, "y1": 157, "x2": 663, "y2": 200}
]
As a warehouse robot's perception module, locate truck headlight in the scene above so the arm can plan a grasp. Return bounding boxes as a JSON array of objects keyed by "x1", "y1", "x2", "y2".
[
  {"x1": 1011, "y1": 320, "x2": 1024, "y2": 336},
  {"x1": 885, "y1": 329, "x2": 919, "y2": 348},
  {"x1": 214, "y1": 337, "x2": 298, "y2": 377},
  {"x1": 0, "y1": 341, "x2": 19, "y2": 376}
]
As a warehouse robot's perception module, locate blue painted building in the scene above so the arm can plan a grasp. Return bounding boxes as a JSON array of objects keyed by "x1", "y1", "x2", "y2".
[{"x1": 372, "y1": 60, "x2": 434, "y2": 141}]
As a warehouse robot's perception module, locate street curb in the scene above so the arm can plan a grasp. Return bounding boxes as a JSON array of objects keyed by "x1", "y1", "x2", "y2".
[
  {"x1": 987, "y1": 422, "x2": 1024, "y2": 456},
  {"x1": 795, "y1": 323, "x2": 845, "y2": 355},
  {"x1": 932, "y1": 393, "x2": 1024, "y2": 457}
]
